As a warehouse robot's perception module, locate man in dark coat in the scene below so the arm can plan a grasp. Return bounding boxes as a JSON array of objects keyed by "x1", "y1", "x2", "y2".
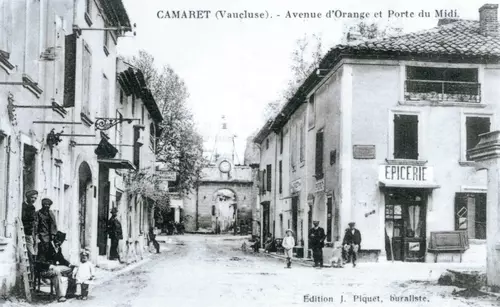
[
  {"x1": 34, "y1": 198, "x2": 58, "y2": 257},
  {"x1": 107, "y1": 207, "x2": 123, "y2": 261},
  {"x1": 308, "y1": 221, "x2": 326, "y2": 268},
  {"x1": 21, "y1": 190, "x2": 38, "y2": 278},
  {"x1": 342, "y1": 222, "x2": 362, "y2": 267},
  {"x1": 35, "y1": 231, "x2": 75, "y2": 302}
]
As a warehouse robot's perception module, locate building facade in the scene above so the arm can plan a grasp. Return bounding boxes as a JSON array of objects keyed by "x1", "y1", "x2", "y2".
[
  {"x1": 255, "y1": 4, "x2": 500, "y2": 263},
  {"x1": 0, "y1": 0, "x2": 161, "y2": 294}
]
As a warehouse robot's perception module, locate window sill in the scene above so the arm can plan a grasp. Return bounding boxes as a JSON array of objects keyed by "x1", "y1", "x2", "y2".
[
  {"x1": 84, "y1": 12, "x2": 93, "y2": 27},
  {"x1": 0, "y1": 50, "x2": 15, "y2": 74},
  {"x1": 399, "y1": 100, "x2": 486, "y2": 108},
  {"x1": 308, "y1": 124, "x2": 315, "y2": 131},
  {"x1": 469, "y1": 239, "x2": 486, "y2": 245},
  {"x1": 80, "y1": 112, "x2": 94, "y2": 127},
  {"x1": 385, "y1": 159, "x2": 427, "y2": 166},
  {"x1": 299, "y1": 161, "x2": 305, "y2": 168},
  {"x1": 22, "y1": 74, "x2": 43, "y2": 98},
  {"x1": 458, "y1": 161, "x2": 479, "y2": 167},
  {"x1": 103, "y1": 45, "x2": 109, "y2": 57}
]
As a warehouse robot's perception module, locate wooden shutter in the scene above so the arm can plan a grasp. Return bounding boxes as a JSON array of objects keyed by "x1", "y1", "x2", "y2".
[
  {"x1": 394, "y1": 114, "x2": 418, "y2": 159},
  {"x1": 266, "y1": 164, "x2": 271, "y2": 192},
  {"x1": 63, "y1": 34, "x2": 77, "y2": 107},
  {"x1": 315, "y1": 130, "x2": 324, "y2": 178},
  {"x1": 278, "y1": 160, "x2": 282, "y2": 194},
  {"x1": 81, "y1": 42, "x2": 92, "y2": 115}
]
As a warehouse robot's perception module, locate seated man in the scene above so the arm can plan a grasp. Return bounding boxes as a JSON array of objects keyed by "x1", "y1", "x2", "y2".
[{"x1": 35, "y1": 231, "x2": 75, "y2": 302}]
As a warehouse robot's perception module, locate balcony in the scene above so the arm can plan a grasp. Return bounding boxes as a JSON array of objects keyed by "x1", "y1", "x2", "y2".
[{"x1": 405, "y1": 80, "x2": 481, "y2": 103}]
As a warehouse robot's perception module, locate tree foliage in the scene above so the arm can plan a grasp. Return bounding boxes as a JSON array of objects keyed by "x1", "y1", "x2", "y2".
[
  {"x1": 343, "y1": 21, "x2": 403, "y2": 43},
  {"x1": 130, "y1": 50, "x2": 206, "y2": 198}
]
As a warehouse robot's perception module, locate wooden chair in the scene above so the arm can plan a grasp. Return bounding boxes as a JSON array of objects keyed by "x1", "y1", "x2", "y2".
[{"x1": 34, "y1": 269, "x2": 55, "y2": 299}]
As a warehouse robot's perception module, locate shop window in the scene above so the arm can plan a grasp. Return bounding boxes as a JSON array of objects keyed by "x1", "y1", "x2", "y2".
[
  {"x1": 465, "y1": 117, "x2": 490, "y2": 160},
  {"x1": 266, "y1": 164, "x2": 272, "y2": 192},
  {"x1": 315, "y1": 129, "x2": 324, "y2": 179},
  {"x1": 393, "y1": 114, "x2": 418, "y2": 160},
  {"x1": 455, "y1": 193, "x2": 487, "y2": 239}
]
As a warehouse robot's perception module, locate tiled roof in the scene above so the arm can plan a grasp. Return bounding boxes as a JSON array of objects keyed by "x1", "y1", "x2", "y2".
[{"x1": 334, "y1": 20, "x2": 500, "y2": 57}]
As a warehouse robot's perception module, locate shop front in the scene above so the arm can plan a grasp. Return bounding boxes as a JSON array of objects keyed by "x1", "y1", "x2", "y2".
[{"x1": 379, "y1": 164, "x2": 439, "y2": 262}]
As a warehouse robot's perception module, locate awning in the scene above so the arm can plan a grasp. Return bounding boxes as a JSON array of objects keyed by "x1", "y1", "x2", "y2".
[
  {"x1": 379, "y1": 180, "x2": 440, "y2": 189},
  {"x1": 97, "y1": 158, "x2": 135, "y2": 170}
]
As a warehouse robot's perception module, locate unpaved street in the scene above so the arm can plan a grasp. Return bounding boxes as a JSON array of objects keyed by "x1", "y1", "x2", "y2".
[{"x1": 20, "y1": 235, "x2": 500, "y2": 307}]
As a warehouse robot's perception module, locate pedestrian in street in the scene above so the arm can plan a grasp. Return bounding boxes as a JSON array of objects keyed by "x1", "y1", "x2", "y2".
[
  {"x1": 342, "y1": 222, "x2": 362, "y2": 268},
  {"x1": 107, "y1": 207, "x2": 123, "y2": 261},
  {"x1": 148, "y1": 226, "x2": 160, "y2": 253},
  {"x1": 35, "y1": 231, "x2": 75, "y2": 302},
  {"x1": 263, "y1": 233, "x2": 273, "y2": 253},
  {"x1": 21, "y1": 190, "x2": 38, "y2": 280},
  {"x1": 282, "y1": 229, "x2": 295, "y2": 269},
  {"x1": 72, "y1": 249, "x2": 95, "y2": 300},
  {"x1": 308, "y1": 221, "x2": 326, "y2": 268},
  {"x1": 34, "y1": 198, "x2": 58, "y2": 257}
]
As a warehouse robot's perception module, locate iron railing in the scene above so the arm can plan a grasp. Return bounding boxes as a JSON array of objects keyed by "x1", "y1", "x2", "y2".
[{"x1": 405, "y1": 80, "x2": 481, "y2": 103}]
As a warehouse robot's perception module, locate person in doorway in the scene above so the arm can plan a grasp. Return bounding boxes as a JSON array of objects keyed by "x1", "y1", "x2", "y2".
[
  {"x1": 21, "y1": 190, "x2": 38, "y2": 280},
  {"x1": 342, "y1": 222, "x2": 362, "y2": 267},
  {"x1": 263, "y1": 233, "x2": 273, "y2": 253},
  {"x1": 34, "y1": 198, "x2": 58, "y2": 257},
  {"x1": 282, "y1": 229, "x2": 295, "y2": 269},
  {"x1": 107, "y1": 207, "x2": 123, "y2": 261},
  {"x1": 148, "y1": 226, "x2": 160, "y2": 253},
  {"x1": 35, "y1": 231, "x2": 75, "y2": 302},
  {"x1": 308, "y1": 221, "x2": 326, "y2": 268}
]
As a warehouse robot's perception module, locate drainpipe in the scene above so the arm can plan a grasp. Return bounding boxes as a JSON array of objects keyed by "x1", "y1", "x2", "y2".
[
  {"x1": 4, "y1": 136, "x2": 11, "y2": 237},
  {"x1": 303, "y1": 100, "x2": 310, "y2": 259},
  {"x1": 273, "y1": 131, "x2": 278, "y2": 238}
]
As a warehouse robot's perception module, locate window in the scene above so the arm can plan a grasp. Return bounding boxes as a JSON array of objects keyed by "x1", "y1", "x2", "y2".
[
  {"x1": 278, "y1": 160, "x2": 282, "y2": 194},
  {"x1": 84, "y1": 0, "x2": 93, "y2": 26},
  {"x1": 82, "y1": 42, "x2": 92, "y2": 116},
  {"x1": 405, "y1": 66, "x2": 480, "y2": 103},
  {"x1": 315, "y1": 129, "x2": 324, "y2": 179},
  {"x1": 119, "y1": 88, "x2": 124, "y2": 104},
  {"x1": 308, "y1": 94, "x2": 316, "y2": 129},
  {"x1": 455, "y1": 193, "x2": 486, "y2": 239},
  {"x1": 466, "y1": 117, "x2": 490, "y2": 160},
  {"x1": 266, "y1": 138, "x2": 269, "y2": 149},
  {"x1": 291, "y1": 124, "x2": 297, "y2": 170},
  {"x1": 261, "y1": 169, "x2": 266, "y2": 194},
  {"x1": 299, "y1": 120, "x2": 305, "y2": 162},
  {"x1": 394, "y1": 114, "x2": 418, "y2": 160},
  {"x1": 101, "y1": 74, "x2": 109, "y2": 117},
  {"x1": 149, "y1": 123, "x2": 155, "y2": 151},
  {"x1": 103, "y1": 21, "x2": 110, "y2": 55},
  {"x1": 280, "y1": 131, "x2": 283, "y2": 155},
  {"x1": 141, "y1": 106, "x2": 145, "y2": 125},
  {"x1": 133, "y1": 127, "x2": 141, "y2": 169},
  {"x1": 326, "y1": 196, "x2": 333, "y2": 242},
  {"x1": 266, "y1": 164, "x2": 272, "y2": 192},
  {"x1": 131, "y1": 94, "x2": 136, "y2": 116}
]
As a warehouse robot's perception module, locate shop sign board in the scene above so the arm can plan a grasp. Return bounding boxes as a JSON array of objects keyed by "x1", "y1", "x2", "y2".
[{"x1": 379, "y1": 165, "x2": 434, "y2": 183}]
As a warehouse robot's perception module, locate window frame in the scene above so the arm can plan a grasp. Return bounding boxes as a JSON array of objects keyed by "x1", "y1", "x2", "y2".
[
  {"x1": 388, "y1": 109, "x2": 424, "y2": 161},
  {"x1": 454, "y1": 192, "x2": 487, "y2": 240},
  {"x1": 460, "y1": 111, "x2": 493, "y2": 163}
]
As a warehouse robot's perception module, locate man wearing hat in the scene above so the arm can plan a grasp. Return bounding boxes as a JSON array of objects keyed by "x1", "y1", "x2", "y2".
[
  {"x1": 308, "y1": 221, "x2": 326, "y2": 268},
  {"x1": 21, "y1": 190, "x2": 38, "y2": 275},
  {"x1": 107, "y1": 207, "x2": 123, "y2": 261},
  {"x1": 35, "y1": 198, "x2": 58, "y2": 256},
  {"x1": 342, "y1": 222, "x2": 362, "y2": 267},
  {"x1": 35, "y1": 231, "x2": 75, "y2": 302}
]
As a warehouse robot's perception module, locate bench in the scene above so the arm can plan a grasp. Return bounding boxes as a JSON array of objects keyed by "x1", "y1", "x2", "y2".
[{"x1": 428, "y1": 231, "x2": 469, "y2": 263}]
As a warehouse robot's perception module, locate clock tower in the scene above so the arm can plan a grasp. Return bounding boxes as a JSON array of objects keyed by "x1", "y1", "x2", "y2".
[{"x1": 209, "y1": 115, "x2": 238, "y2": 169}]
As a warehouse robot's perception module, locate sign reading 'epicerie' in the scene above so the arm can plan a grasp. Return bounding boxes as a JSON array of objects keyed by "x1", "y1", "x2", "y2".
[{"x1": 380, "y1": 165, "x2": 433, "y2": 182}]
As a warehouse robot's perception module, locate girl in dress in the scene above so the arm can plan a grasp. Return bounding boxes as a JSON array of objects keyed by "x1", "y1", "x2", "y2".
[{"x1": 72, "y1": 249, "x2": 95, "y2": 300}]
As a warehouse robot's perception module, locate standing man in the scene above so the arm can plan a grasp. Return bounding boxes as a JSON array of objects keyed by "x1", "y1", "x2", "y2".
[
  {"x1": 35, "y1": 198, "x2": 58, "y2": 257},
  {"x1": 22, "y1": 190, "x2": 38, "y2": 273},
  {"x1": 308, "y1": 220, "x2": 326, "y2": 268},
  {"x1": 107, "y1": 207, "x2": 123, "y2": 261},
  {"x1": 342, "y1": 222, "x2": 362, "y2": 267}
]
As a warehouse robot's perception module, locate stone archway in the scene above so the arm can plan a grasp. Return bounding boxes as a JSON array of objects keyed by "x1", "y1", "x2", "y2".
[
  {"x1": 78, "y1": 162, "x2": 92, "y2": 249},
  {"x1": 212, "y1": 189, "x2": 237, "y2": 233}
]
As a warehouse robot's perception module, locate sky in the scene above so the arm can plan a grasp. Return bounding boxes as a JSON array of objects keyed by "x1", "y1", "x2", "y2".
[{"x1": 117, "y1": 0, "x2": 495, "y2": 162}]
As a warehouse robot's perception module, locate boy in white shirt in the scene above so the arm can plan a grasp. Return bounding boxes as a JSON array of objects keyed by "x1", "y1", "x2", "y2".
[
  {"x1": 282, "y1": 229, "x2": 295, "y2": 269},
  {"x1": 72, "y1": 249, "x2": 95, "y2": 300}
]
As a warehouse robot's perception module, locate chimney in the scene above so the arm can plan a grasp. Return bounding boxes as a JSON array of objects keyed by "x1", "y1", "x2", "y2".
[
  {"x1": 438, "y1": 18, "x2": 459, "y2": 26},
  {"x1": 479, "y1": 4, "x2": 499, "y2": 37}
]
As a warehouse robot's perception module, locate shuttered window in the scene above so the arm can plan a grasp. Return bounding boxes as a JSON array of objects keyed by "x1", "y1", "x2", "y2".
[
  {"x1": 266, "y1": 164, "x2": 272, "y2": 192},
  {"x1": 299, "y1": 120, "x2": 305, "y2": 162},
  {"x1": 394, "y1": 114, "x2": 418, "y2": 160},
  {"x1": 466, "y1": 117, "x2": 490, "y2": 160},
  {"x1": 278, "y1": 160, "x2": 282, "y2": 194},
  {"x1": 262, "y1": 169, "x2": 266, "y2": 194},
  {"x1": 63, "y1": 34, "x2": 77, "y2": 107},
  {"x1": 81, "y1": 42, "x2": 92, "y2": 116},
  {"x1": 315, "y1": 130, "x2": 324, "y2": 179}
]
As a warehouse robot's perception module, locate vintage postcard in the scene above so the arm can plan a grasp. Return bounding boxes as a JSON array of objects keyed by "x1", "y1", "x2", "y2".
[{"x1": 0, "y1": 0, "x2": 500, "y2": 306}]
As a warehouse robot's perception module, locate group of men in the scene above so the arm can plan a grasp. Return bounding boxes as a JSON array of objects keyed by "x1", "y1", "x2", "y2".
[
  {"x1": 308, "y1": 220, "x2": 362, "y2": 268},
  {"x1": 21, "y1": 190, "x2": 123, "y2": 302}
]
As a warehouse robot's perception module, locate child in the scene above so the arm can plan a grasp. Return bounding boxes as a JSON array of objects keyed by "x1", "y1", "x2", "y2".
[
  {"x1": 282, "y1": 229, "x2": 295, "y2": 268},
  {"x1": 72, "y1": 249, "x2": 95, "y2": 300},
  {"x1": 329, "y1": 241, "x2": 344, "y2": 268}
]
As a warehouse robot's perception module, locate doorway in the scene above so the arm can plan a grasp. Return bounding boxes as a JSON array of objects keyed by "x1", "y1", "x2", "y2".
[
  {"x1": 384, "y1": 189, "x2": 427, "y2": 262},
  {"x1": 23, "y1": 145, "x2": 37, "y2": 197},
  {"x1": 291, "y1": 196, "x2": 299, "y2": 239},
  {"x1": 97, "y1": 164, "x2": 110, "y2": 255},
  {"x1": 78, "y1": 162, "x2": 92, "y2": 249}
]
